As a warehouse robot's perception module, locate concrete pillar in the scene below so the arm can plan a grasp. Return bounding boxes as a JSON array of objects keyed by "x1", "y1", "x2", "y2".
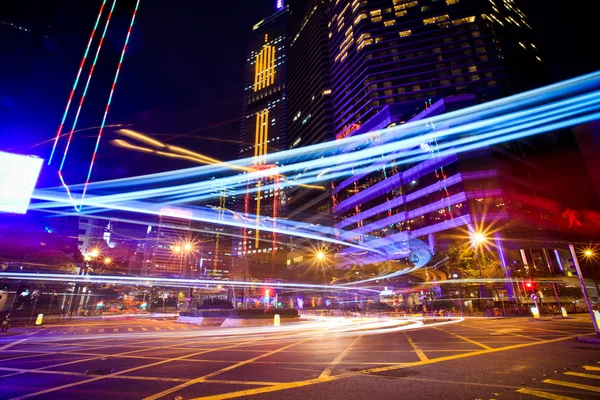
[
  {"x1": 495, "y1": 232, "x2": 515, "y2": 301},
  {"x1": 541, "y1": 248, "x2": 553, "y2": 274},
  {"x1": 428, "y1": 233, "x2": 436, "y2": 252}
]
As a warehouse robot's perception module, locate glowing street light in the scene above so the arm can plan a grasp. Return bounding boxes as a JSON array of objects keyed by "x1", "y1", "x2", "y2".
[
  {"x1": 173, "y1": 245, "x2": 182, "y2": 253},
  {"x1": 316, "y1": 251, "x2": 325, "y2": 260},
  {"x1": 471, "y1": 232, "x2": 487, "y2": 246},
  {"x1": 89, "y1": 249, "x2": 100, "y2": 258},
  {"x1": 469, "y1": 230, "x2": 488, "y2": 308},
  {"x1": 584, "y1": 249, "x2": 595, "y2": 258},
  {"x1": 103, "y1": 257, "x2": 112, "y2": 265},
  {"x1": 184, "y1": 242, "x2": 192, "y2": 252}
]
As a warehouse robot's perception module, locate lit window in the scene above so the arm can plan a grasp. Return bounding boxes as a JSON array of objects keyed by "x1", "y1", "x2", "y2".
[
  {"x1": 384, "y1": 20, "x2": 396, "y2": 26},
  {"x1": 536, "y1": 56, "x2": 542, "y2": 62},
  {"x1": 421, "y1": 6, "x2": 430, "y2": 11},
  {"x1": 358, "y1": 32, "x2": 372, "y2": 42},
  {"x1": 371, "y1": 16, "x2": 382, "y2": 22},
  {"x1": 471, "y1": 74, "x2": 480, "y2": 81},
  {"x1": 357, "y1": 38, "x2": 374, "y2": 50},
  {"x1": 322, "y1": 89, "x2": 332, "y2": 95},
  {"x1": 423, "y1": 14, "x2": 449, "y2": 25},
  {"x1": 446, "y1": 0, "x2": 459, "y2": 4},
  {"x1": 468, "y1": 65, "x2": 477, "y2": 72},
  {"x1": 395, "y1": 10, "x2": 407, "y2": 17},
  {"x1": 399, "y1": 29, "x2": 412, "y2": 37},
  {"x1": 369, "y1": 9, "x2": 381, "y2": 16},
  {"x1": 412, "y1": 84, "x2": 421, "y2": 91},
  {"x1": 354, "y1": 13, "x2": 367, "y2": 25},
  {"x1": 451, "y1": 16, "x2": 476, "y2": 25},
  {"x1": 487, "y1": 80, "x2": 496, "y2": 87}
]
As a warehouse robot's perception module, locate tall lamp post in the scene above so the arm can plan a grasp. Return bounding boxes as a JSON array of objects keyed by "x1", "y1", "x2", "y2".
[
  {"x1": 315, "y1": 250, "x2": 327, "y2": 285},
  {"x1": 173, "y1": 242, "x2": 193, "y2": 310},
  {"x1": 471, "y1": 232, "x2": 488, "y2": 309},
  {"x1": 570, "y1": 244, "x2": 599, "y2": 336}
]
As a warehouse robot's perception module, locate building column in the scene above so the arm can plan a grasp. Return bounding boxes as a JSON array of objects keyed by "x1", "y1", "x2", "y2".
[
  {"x1": 428, "y1": 233, "x2": 436, "y2": 253},
  {"x1": 495, "y1": 232, "x2": 515, "y2": 301},
  {"x1": 541, "y1": 248, "x2": 553, "y2": 274}
]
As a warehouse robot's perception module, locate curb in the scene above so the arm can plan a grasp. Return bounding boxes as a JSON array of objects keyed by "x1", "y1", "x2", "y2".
[{"x1": 576, "y1": 335, "x2": 600, "y2": 344}]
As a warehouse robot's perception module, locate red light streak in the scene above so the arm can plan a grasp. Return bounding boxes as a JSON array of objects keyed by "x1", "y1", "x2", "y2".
[
  {"x1": 48, "y1": 0, "x2": 107, "y2": 165},
  {"x1": 59, "y1": 0, "x2": 141, "y2": 211}
]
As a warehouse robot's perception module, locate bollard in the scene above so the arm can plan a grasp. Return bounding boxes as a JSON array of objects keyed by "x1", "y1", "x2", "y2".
[
  {"x1": 274, "y1": 314, "x2": 280, "y2": 326},
  {"x1": 561, "y1": 307, "x2": 568, "y2": 318},
  {"x1": 35, "y1": 313, "x2": 44, "y2": 325},
  {"x1": 530, "y1": 307, "x2": 540, "y2": 319}
]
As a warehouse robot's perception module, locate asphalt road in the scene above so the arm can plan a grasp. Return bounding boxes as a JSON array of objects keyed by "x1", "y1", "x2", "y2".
[{"x1": 0, "y1": 316, "x2": 599, "y2": 400}]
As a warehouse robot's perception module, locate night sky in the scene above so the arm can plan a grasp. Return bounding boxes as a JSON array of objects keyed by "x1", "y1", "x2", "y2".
[{"x1": 1, "y1": 0, "x2": 598, "y2": 187}]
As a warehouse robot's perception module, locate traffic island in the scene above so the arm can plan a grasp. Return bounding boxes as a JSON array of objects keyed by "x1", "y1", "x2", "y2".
[
  {"x1": 576, "y1": 335, "x2": 600, "y2": 344},
  {"x1": 177, "y1": 308, "x2": 299, "y2": 328}
]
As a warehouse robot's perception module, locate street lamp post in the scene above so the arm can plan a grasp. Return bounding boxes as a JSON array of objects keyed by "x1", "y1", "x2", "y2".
[
  {"x1": 471, "y1": 232, "x2": 487, "y2": 310},
  {"x1": 569, "y1": 244, "x2": 599, "y2": 336}
]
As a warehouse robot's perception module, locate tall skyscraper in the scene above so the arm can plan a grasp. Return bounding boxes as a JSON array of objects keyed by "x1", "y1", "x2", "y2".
[
  {"x1": 326, "y1": 0, "x2": 542, "y2": 133},
  {"x1": 143, "y1": 209, "x2": 193, "y2": 277},
  {"x1": 237, "y1": 2, "x2": 289, "y2": 268},
  {"x1": 319, "y1": 0, "x2": 589, "y2": 281},
  {"x1": 286, "y1": 0, "x2": 336, "y2": 265}
]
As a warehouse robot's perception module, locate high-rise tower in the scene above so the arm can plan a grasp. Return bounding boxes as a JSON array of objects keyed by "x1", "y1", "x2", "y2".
[
  {"x1": 326, "y1": 0, "x2": 542, "y2": 133},
  {"x1": 237, "y1": 2, "x2": 289, "y2": 268}
]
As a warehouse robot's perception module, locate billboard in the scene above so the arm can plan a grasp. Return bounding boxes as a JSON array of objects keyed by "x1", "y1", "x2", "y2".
[{"x1": 0, "y1": 151, "x2": 43, "y2": 214}]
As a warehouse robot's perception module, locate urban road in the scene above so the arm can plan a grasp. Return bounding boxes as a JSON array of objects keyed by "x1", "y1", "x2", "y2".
[{"x1": 1, "y1": 316, "x2": 599, "y2": 400}]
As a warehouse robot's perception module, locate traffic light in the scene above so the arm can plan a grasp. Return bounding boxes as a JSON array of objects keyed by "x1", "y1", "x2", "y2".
[{"x1": 524, "y1": 281, "x2": 535, "y2": 290}]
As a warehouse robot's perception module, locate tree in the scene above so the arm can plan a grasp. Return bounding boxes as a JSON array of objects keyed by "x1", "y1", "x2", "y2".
[{"x1": 440, "y1": 245, "x2": 502, "y2": 280}]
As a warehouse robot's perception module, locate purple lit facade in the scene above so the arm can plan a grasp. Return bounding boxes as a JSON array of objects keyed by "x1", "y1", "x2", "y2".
[
  {"x1": 323, "y1": 0, "x2": 588, "y2": 280},
  {"x1": 333, "y1": 96, "x2": 581, "y2": 280}
]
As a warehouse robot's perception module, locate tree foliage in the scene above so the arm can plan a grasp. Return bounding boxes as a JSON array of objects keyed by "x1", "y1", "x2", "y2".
[{"x1": 440, "y1": 245, "x2": 503, "y2": 280}]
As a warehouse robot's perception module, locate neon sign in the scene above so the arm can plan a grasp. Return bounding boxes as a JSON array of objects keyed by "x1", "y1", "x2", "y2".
[{"x1": 335, "y1": 123, "x2": 361, "y2": 140}]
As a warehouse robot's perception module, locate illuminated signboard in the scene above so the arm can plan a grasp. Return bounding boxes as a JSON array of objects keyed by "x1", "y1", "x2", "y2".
[
  {"x1": 0, "y1": 151, "x2": 43, "y2": 214},
  {"x1": 335, "y1": 123, "x2": 361, "y2": 140}
]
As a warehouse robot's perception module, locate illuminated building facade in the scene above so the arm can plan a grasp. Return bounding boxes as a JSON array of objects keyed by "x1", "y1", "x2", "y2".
[
  {"x1": 237, "y1": 3, "x2": 289, "y2": 267},
  {"x1": 286, "y1": 0, "x2": 336, "y2": 265},
  {"x1": 324, "y1": 0, "x2": 590, "y2": 281},
  {"x1": 143, "y1": 210, "x2": 193, "y2": 277},
  {"x1": 325, "y1": 0, "x2": 542, "y2": 133},
  {"x1": 196, "y1": 184, "x2": 236, "y2": 280},
  {"x1": 334, "y1": 96, "x2": 589, "y2": 280}
]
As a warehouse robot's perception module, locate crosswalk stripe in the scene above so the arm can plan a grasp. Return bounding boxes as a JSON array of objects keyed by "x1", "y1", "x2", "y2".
[
  {"x1": 140, "y1": 327, "x2": 148, "y2": 331},
  {"x1": 583, "y1": 366, "x2": 600, "y2": 372},
  {"x1": 544, "y1": 379, "x2": 600, "y2": 393},
  {"x1": 128, "y1": 328, "x2": 133, "y2": 332},
  {"x1": 516, "y1": 388, "x2": 579, "y2": 400},
  {"x1": 98, "y1": 329, "x2": 104, "y2": 333},
  {"x1": 565, "y1": 372, "x2": 600, "y2": 380},
  {"x1": 166, "y1": 327, "x2": 175, "y2": 330},
  {"x1": 153, "y1": 327, "x2": 161, "y2": 331},
  {"x1": 113, "y1": 328, "x2": 119, "y2": 332}
]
